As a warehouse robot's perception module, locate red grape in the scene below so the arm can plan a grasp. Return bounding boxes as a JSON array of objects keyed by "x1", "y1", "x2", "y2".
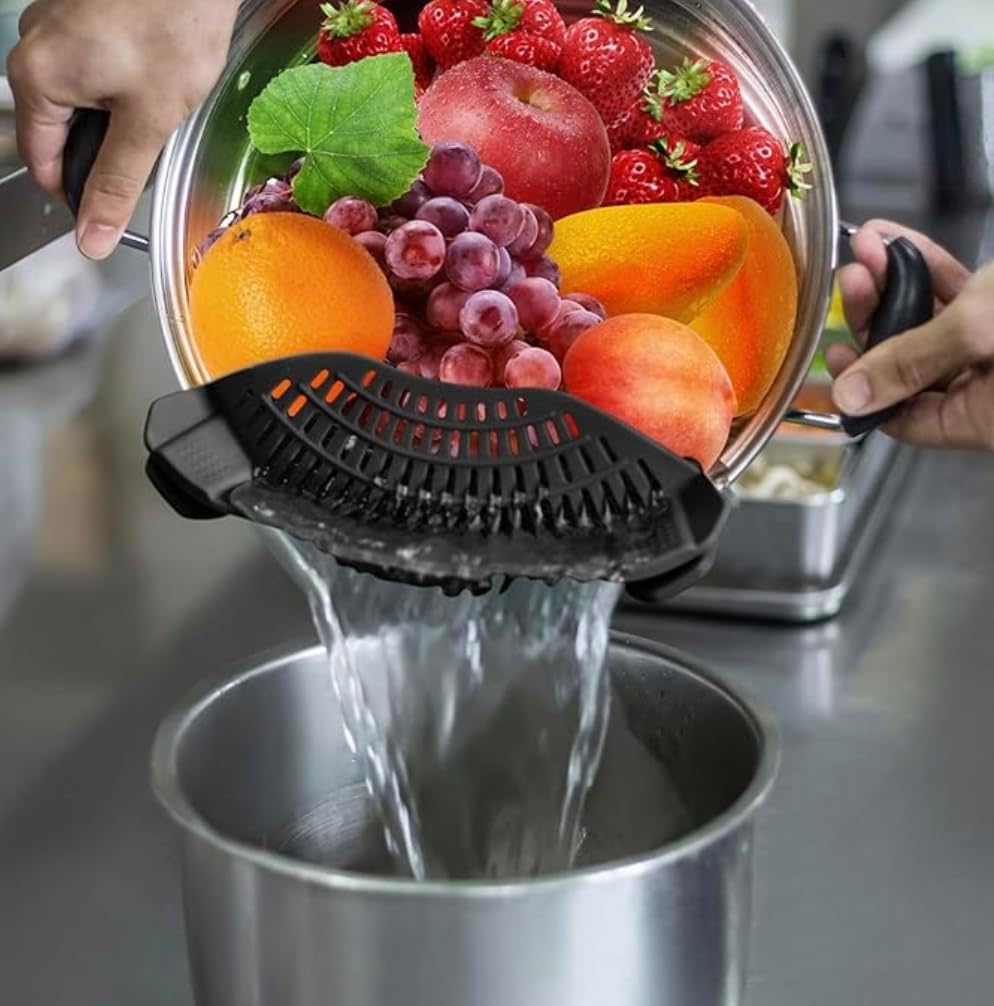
[
  {"x1": 426, "y1": 282, "x2": 472, "y2": 331},
  {"x1": 396, "y1": 360, "x2": 422, "y2": 375},
  {"x1": 324, "y1": 196, "x2": 377, "y2": 234},
  {"x1": 459, "y1": 290, "x2": 519, "y2": 348},
  {"x1": 546, "y1": 308, "x2": 602, "y2": 360},
  {"x1": 446, "y1": 232, "x2": 501, "y2": 291},
  {"x1": 524, "y1": 255, "x2": 561, "y2": 287},
  {"x1": 354, "y1": 230, "x2": 388, "y2": 270},
  {"x1": 501, "y1": 262, "x2": 528, "y2": 289},
  {"x1": 492, "y1": 338, "x2": 530, "y2": 382},
  {"x1": 385, "y1": 220, "x2": 446, "y2": 279},
  {"x1": 240, "y1": 178, "x2": 294, "y2": 217},
  {"x1": 388, "y1": 313, "x2": 429, "y2": 364},
  {"x1": 439, "y1": 343, "x2": 494, "y2": 387},
  {"x1": 506, "y1": 207, "x2": 540, "y2": 257},
  {"x1": 562, "y1": 292, "x2": 607, "y2": 319},
  {"x1": 494, "y1": 247, "x2": 512, "y2": 287},
  {"x1": 504, "y1": 277, "x2": 560, "y2": 332},
  {"x1": 469, "y1": 195, "x2": 526, "y2": 248},
  {"x1": 417, "y1": 197, "x2": 471, "y2": 237},
  {"x1": 504, "y1": 347, "x2": 562, "y2": 390},
  {"x1": 423, "y1": 141, "x2": 483, "y2": 198},
  {"x1": 465, "y1": 165, "x2": 505, "y2": 204},
  {"x1": 392, "y1": 179, "x2": 432, "y2": 217},
  {"x1": 522, "y1": 203, "x2": 554, "y2": 259}
]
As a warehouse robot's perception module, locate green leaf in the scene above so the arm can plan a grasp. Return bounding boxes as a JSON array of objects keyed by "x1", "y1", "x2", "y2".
[{"x1": 247, "y1": 54, "x2": 430, "y2": 216}]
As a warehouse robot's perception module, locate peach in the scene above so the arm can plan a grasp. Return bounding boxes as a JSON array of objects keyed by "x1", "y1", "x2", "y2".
[
  {"x1": 417, "y1": 58, "x2": 611, "y2": 220},
  {"x1": 548, "y1": 203, "x2": 750, "y2": 323},
  {"x1": 563, "y1": 314, "x2": 736, "y2": 471},
  {"x1": 691, "y1": 195, "x2": 799, "y2": 416}
]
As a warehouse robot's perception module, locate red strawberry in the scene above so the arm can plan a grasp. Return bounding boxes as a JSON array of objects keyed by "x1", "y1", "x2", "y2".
[
  {"x1": 604, "y1": 150, "x2": 678, "y2": 205},
  {"x1": 485, "y1": 31, "x2": 561, "y2": 71},
  {"x1": 696, "y1": 127, "x2": 812, "y2": 214},
  {"x1": 657, "y1": 57, "x2": 743, "y2": 143},
  {"x1": 419, "y1": 0, "x2": 488, "y2": 69},
  {"x1": 318, "y1": 0, "x2": 403, "y2": 67},
  {"x1": 401, "y1": 32, "x2": 435, "y2": 91},
  {"x1": 603, "y1": 140, "x2": 699, "y2": 205},
  {"x1": 473, "y1": 0, "x2": 567, "y2": 49},
  {"x1": 558, "y1": 0, "x2": 656, "y2": 128}
]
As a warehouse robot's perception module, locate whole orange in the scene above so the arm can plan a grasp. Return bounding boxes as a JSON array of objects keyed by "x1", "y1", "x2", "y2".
[{"x1": 189, "y1": 212, "x2": 394, "y2": 379}]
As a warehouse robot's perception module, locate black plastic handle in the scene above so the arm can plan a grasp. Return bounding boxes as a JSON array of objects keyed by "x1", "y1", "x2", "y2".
[
  {"x1": 840, "y1": 236, "x2": 934, "y2": 438},
  {"x1": 61, "y1": 108, "x2": 111, "y2": 216}
]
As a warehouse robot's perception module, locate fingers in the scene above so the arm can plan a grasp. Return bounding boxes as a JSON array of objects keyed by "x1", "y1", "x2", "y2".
[
  {"x1": 6, "y1": 41, "x2": 72, "y2": 197},
  {"x1": 857, "y1": 219, "x2": 972, "y2": 304},
  {"x1": 75, "y1": 102, "x2": 166, "y2": 259},
  {"x1": 837, "y1": 261, "x2": 881, "y2": 338},
  {"x1": 824, "y1": 341, "x2": 858, "y2": 378}
]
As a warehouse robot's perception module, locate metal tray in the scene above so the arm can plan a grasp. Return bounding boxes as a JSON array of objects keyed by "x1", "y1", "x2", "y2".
[{"x1": 625, "y1": 433, "x2": 918, "y2": 623}]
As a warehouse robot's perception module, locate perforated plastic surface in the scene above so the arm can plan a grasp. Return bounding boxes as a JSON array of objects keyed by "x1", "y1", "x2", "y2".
[{"x1": 144, "y1": 353, "x2": 728, "y2": 594}]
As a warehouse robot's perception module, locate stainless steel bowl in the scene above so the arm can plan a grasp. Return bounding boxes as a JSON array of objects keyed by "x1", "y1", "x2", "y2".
[
  {"x1": 145, "y1": 0, "x2": 837, "y2": 487},
  {"x1": 152, "y1": 634, "x2": 778, "y2": 1006}
]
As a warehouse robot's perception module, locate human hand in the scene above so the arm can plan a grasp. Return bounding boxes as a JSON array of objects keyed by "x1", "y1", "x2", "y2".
[
  {"x1": 828, "y1": 219, "x2": 994, "y2": 451},
  {"x1": 6, "y1": 0, "x2": 240, "y2": 260}
]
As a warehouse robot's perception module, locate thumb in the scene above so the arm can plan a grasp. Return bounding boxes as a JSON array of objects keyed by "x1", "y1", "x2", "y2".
[
  {"x1": 75, "y1": 102, "x2": 167, "y2": 260},
  {"x1": 832, "y1": 310, "x2": 968, "y2": 416}
]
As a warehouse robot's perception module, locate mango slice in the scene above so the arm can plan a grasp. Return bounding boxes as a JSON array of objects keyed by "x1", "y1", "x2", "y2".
[
  {"x1": 549, "y1": 203, "x2": 750, "y2": 324},
  {"x1": 691, "y1": 196, "x2": 799, "y2": 417}
]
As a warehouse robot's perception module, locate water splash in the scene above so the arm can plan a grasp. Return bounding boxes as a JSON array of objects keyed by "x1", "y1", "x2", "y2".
[{"x1": 269, "y1": 531, "x2": 622, "y2": 880}]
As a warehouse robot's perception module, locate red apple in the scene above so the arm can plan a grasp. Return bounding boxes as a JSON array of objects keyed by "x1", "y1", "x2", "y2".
[{"x1": 418, "y1": 58, "x2": 611, "y2": 220}]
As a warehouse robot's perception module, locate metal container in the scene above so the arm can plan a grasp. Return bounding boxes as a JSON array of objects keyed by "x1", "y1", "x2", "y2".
[
  {"x1": 152, "y1": 635, "x2": 778, "y2": 1006},
  {"x1": 642, "y1": 432, "x2": 917, "y2": 621},
  {"x1": 143, "y1": 0, "x2": 838, "y2": 487}
]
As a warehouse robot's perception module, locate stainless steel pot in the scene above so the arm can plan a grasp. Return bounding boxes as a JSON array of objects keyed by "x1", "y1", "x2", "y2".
[
  {"x1": 152, "y1": 634, "x2": 778, "y2": 1006},
  {"x1": 98, "y1": 0, "x2": 839, "y2": 486}
]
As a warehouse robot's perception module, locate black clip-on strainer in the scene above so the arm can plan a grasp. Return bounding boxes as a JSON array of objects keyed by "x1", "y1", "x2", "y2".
[{"x1": 62, "y1": 109, "x2": 934, "y2": 599}]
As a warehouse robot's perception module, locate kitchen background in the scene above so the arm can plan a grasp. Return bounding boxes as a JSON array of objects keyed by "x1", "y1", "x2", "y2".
[{"x1": 2, "y1": 0, "x2": 994, "y2": 1004}]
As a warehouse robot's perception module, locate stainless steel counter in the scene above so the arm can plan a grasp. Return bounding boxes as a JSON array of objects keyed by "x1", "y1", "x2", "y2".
[{"x1": 3, "y1": 247, "x2": 994, "y2": 1004}]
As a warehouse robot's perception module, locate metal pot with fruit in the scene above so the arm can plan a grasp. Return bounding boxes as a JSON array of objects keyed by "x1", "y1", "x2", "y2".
[{"x1": 61, "y1": 0, "x2": 931, "y2": 601}]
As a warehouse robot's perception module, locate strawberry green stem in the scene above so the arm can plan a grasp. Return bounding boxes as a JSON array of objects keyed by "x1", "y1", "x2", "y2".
[
  {"x1": 657, "y1": 57, "x2": 713, "y2": 104},
  {"x1": 320, "y1": 0, "x2": 375, "y2": 39},
  {"x1": 472, "y1": 0, "x2": 526, "y2": 41},
  {"x1": 786, "y1": 141, "x2": 814, "y2": 197},
  {"x1": 641, "y1": 70, "x2": 664, "y2": 121},
  {"x1": 593, "y1": 0, "x2": 652, "y2": 32},
  {"x1": 651, "y1": 138, "x2": 699, "y2": 185}
]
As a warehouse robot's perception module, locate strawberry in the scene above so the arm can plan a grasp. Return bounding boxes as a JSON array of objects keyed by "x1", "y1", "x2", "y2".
[
  {"x1": 473, "y1": 0, "x2": 567, "y2": 49},
  {"x1": 318, "y1": 0, "x2": 403, "y2": 67},
  {"x1": 419, "y1": 0, "x2": 488, "y2": 69},
  {"x1": 401, "y1": 32, "x2": 435, "y2": 92},
  {"x1": 485, "y1": 31, "x2": 561, "y2": 71},
  {"x1": 558, "y1": 0, "x2": 656, "y2": 129},
  {"x1": 696, "y1": 127, "x2": 812, "y2": 214},
  {"x1": 657, "y1": 57, "x2": 743, "y2": 143},
  {"x1": 603, "y1": 140, "x2": 699, "y2": 205}
]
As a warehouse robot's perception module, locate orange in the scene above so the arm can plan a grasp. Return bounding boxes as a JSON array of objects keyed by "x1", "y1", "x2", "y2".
[{"x1": 189, "y1": 212, "x2": 394, "y2": 379}]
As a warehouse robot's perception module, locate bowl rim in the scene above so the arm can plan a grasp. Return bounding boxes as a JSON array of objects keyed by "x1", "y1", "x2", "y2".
[{"x1": 150, "y1": 629, "x2": 780, "y2": 897}]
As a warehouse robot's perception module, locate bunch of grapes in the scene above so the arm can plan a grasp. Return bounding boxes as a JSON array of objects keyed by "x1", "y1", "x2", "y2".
[{"x1": 325, "y1": 141, "x2": 606, "y2": 391}]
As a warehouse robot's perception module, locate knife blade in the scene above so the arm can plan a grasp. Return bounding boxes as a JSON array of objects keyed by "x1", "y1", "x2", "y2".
[{"x1": 0, "y1": 167, "x2": 76, "y2": 273}]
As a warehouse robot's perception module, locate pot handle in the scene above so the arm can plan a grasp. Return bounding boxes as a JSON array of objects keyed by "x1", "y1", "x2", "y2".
[
  {"x1": 837, "y1": 231, "x2": 934, "y2": 437},
  {"x1": 61, "y1": 108, "x2": 150, "y2": 253},
  {"x1": 787, "y1": 224, "x2": 934, "y2": 437}
]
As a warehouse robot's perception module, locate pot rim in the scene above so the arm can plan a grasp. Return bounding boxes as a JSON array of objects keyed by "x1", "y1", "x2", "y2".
[{"x1": 150, "y1": 630, "x2": 780, "y2": 897}]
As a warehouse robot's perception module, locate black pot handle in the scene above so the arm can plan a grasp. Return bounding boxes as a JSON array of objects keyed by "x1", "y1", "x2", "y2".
[
  {"x1": 839, "y1": 232, "x2": 934, "y2": 438},
  {"x1": 60, "y1": 107, "x2": 150, "y2": 252}
]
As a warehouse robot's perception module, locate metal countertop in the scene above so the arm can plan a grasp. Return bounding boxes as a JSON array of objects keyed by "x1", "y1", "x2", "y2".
[{"x1": 2, "y1": 226, "x2": 994, "y2": 1005}]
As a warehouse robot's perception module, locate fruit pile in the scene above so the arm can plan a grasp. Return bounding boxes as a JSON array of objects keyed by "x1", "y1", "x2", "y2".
[
  {"x1": 336, "y1": 141, "x2": 609, "y2": 391},
  {"x1": 315, "y1": 0, "x2": 812, "y2": 216},
  {"x1": 188, "y1": 2, "x2": 816, "y2": 471}
]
